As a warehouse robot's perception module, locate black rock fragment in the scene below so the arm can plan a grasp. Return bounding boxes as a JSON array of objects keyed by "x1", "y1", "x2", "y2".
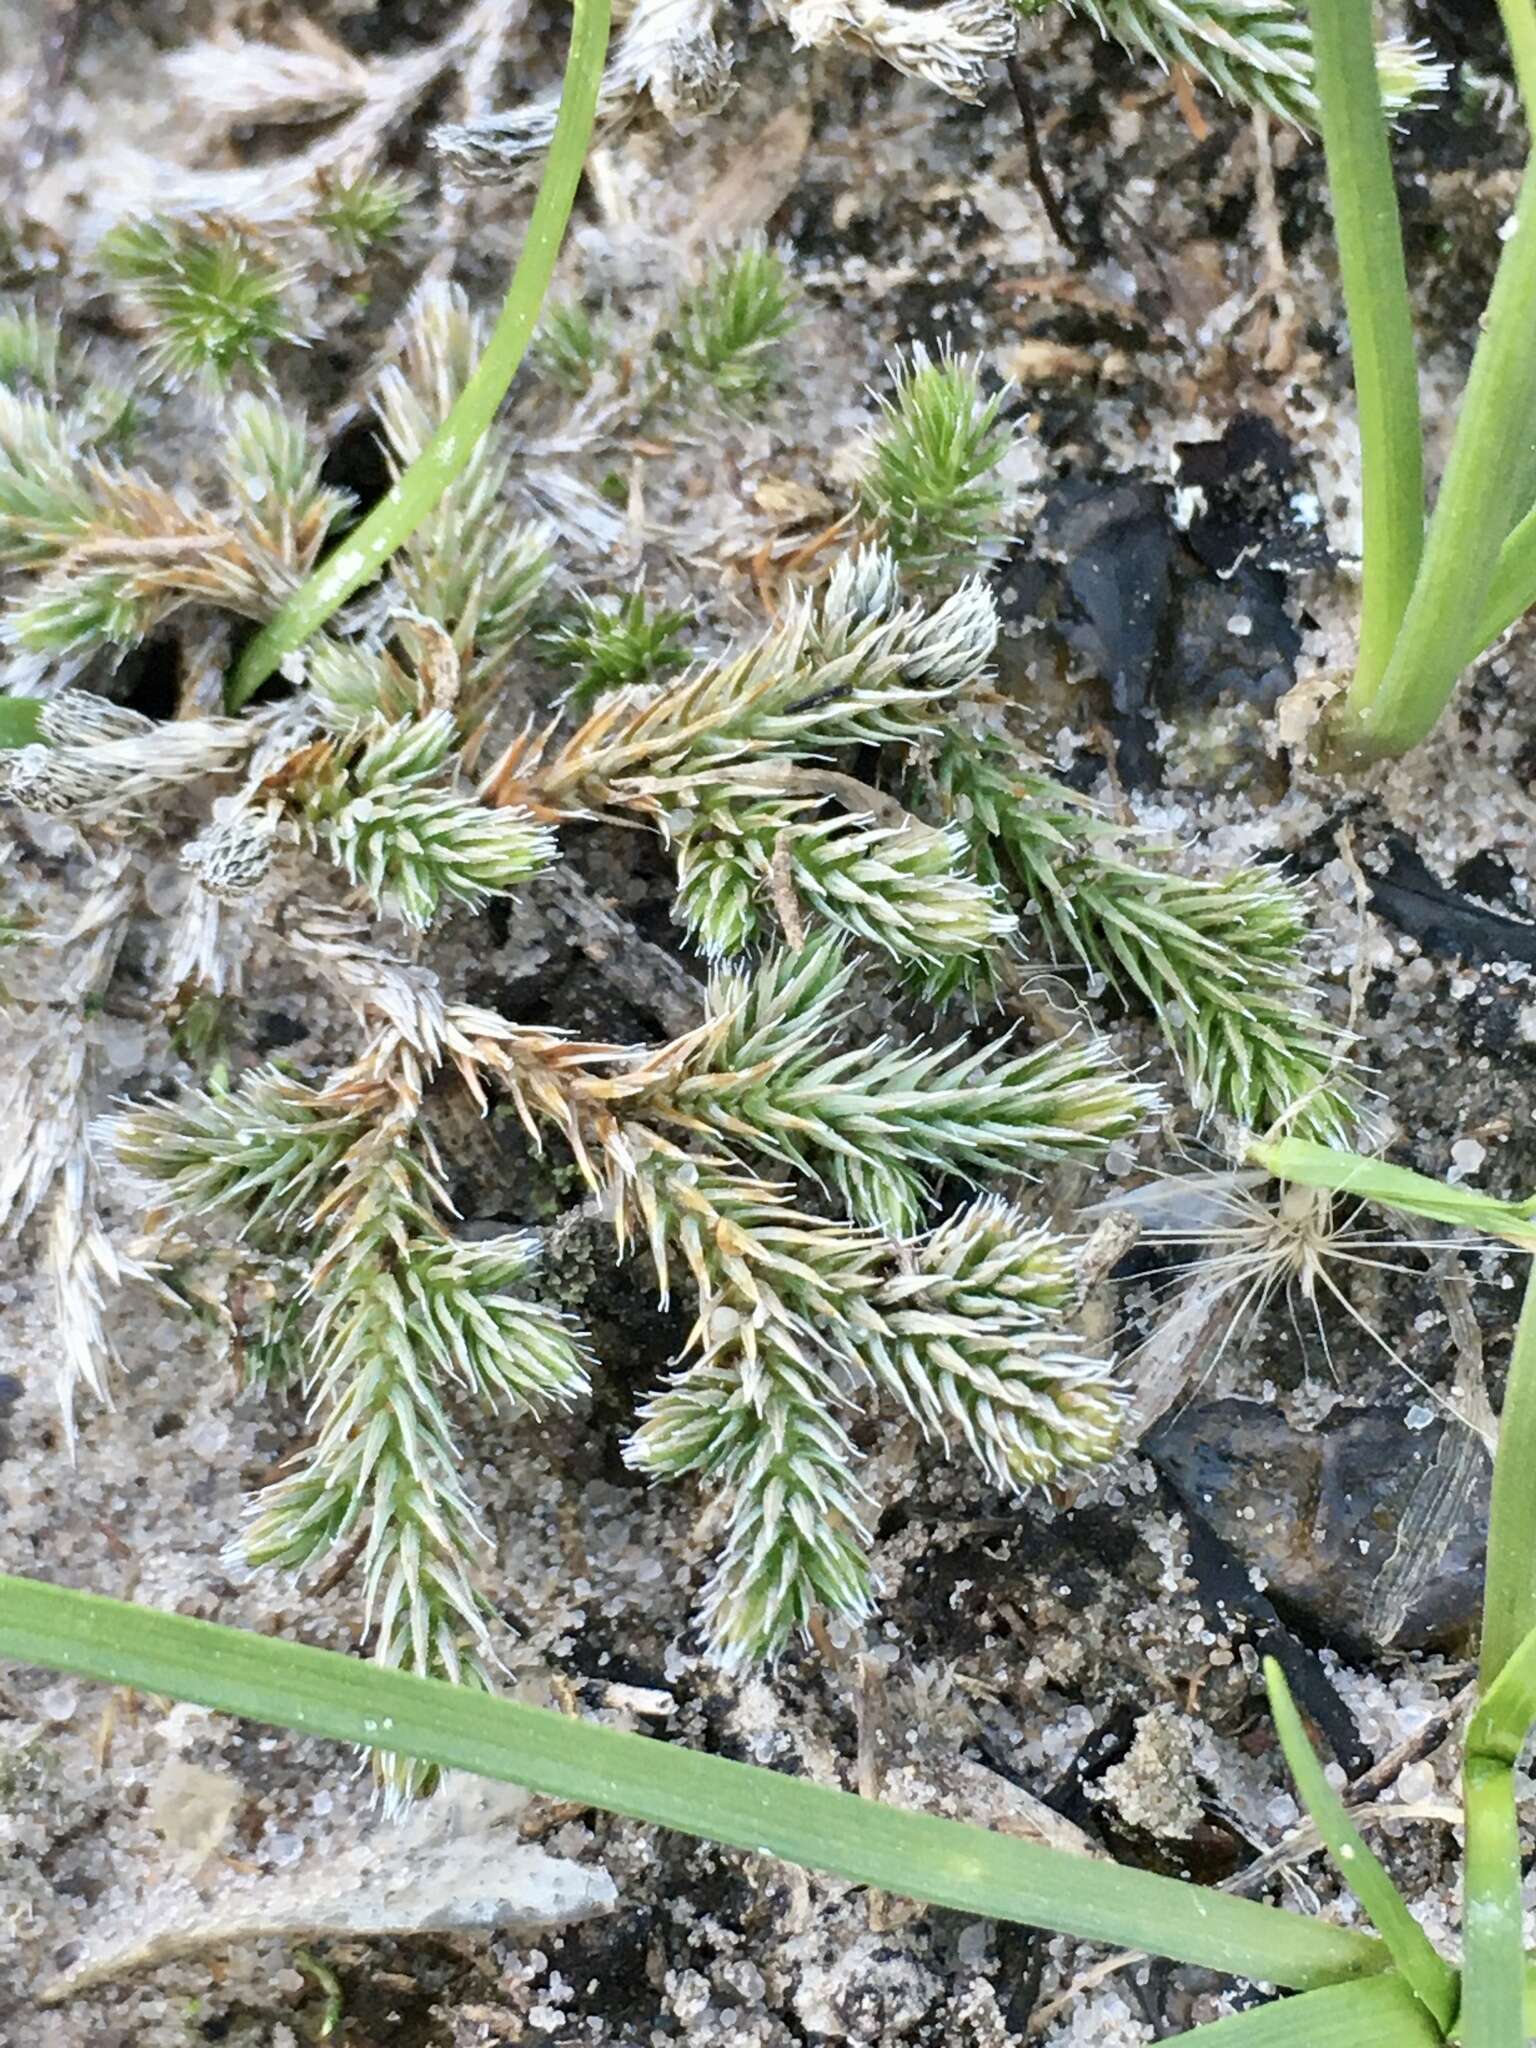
[
  {"x1": 1149, "y1": 1397, "x2": 1486, "y2": 1661},
  {"x1": 998, "y1": 417, "x2": 1316, "y2": 785},
  {"x1": 1368, "y1": 840, "x2": 1536, "y2": 967},
  {"x1": 1175, "y1": 413, "x2": 1319, "y2": 578}
]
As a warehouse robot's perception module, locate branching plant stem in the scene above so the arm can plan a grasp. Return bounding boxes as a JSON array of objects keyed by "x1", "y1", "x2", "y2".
[
  {"x1": 1249, "y1": 1131, "x2": 1536, "y2": 2048},
  {"x1": 1480, "y1": 1263, "x2": 1536, "y2": 1689},
  {"x1": 225, "y1": 0, "x2": 611, "y2": 711},
  {"x1": 1265, "y1": 1659, "x2": 1457, "y2": 2033}
]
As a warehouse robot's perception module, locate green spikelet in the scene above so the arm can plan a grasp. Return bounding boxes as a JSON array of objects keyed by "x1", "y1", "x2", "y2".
[
  {"x1": 114, "y1": 1080, "x2": 589, "y2": 1807},
  {"x1": 108, "y1": 1071, "x2": 370, "y2": 1245},
  {"x1": 662, "y1": 934, "x2": 1155, "y2": 1230},
  {"x1": 674, "y1": 798, "x2": 1015, "y2": 986},
  {"x1": 0, "y1": 391, "x2": 95, "y2": 569},
  {"x1": 624, "y1": 1156, "x2": 881, "y2": 1667},
  {"x1": 623, "y1": 1150, "x2": 1128, "y2": 1665},
  {"x1": 641, "y1": 1329, "x2": 876, "y2": 1666},
  {"x1": 0, "y1": 307, "x2": 135, "y2": 440},
  {"x1": 217, "y1": 395, "x2": 354, "y2": 562},
  {"x1": 0, "y1": 388, "x2": 347, "y2": 660},
  {"x1": 294, "y1": 713, "x2": 558, "y2": 928},
  {"x1": 531, "y1": 298, "x2": 612, "y2": 395},
  {"x1": 856, "y1": 1198, "x2": 1125, "y2": 1490}
]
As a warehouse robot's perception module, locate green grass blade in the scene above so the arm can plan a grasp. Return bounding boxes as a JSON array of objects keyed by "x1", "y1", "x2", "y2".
[
  {"x1": 1403, "y1": 0, "x2": 1536, "y2": 674},
  {"x1": 225, "y1": 0, "x2": 611, "y2": 710},
  {"x1": 1495, "y1": 2, "x2": 1536, "y2": 524},
  {"x1": 1481, "y1": 1263, "x2": 1536, "y2": 1689},
  {"x1": 1250, "y1": 1138, "x2": 1536, "y2": 1248},
  {"x1": 1306, "y1": 0, "x2": 1423, "y2": 698},
  {"x1": 1465, "y1": 1620, "x2": 1536, "y2": 2045},
  {"x1": 0, "y1": 695, "x2": 44, "y2": 748},
  {"x1": 1470, "y1": 1620, "x2": 1536, "y2": 1769},
  {"x1": 1172, "y1": 1974, "x2": 1446, "y2": 2044},
  {"x1": 1264, "y1": 1660, "x2": 1457, "y2": 2031},
  {"x1": 1336, "y1": 153, "x2": 1536, "y2": 757},
  {"x1": 1468, "y1": 503, "x2": 1536, "y2": 662},
  {"x1": 1461, "y1": 1757, "x2": 1524, "y2": 2048},
  {"x1": 1497, "y1": 0, "x2": 1536, "y2": 137},
  {"x1": 0, "y1": 1571, "x2": 1391, "y2": 1991}
]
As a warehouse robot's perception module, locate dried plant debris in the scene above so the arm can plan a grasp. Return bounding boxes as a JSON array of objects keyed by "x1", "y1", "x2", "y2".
[
  {"x1": 772, "y1": 0, "x2": 1020, "y2": 101},
  {"x1": 435, "y1": 0, "x2": 737, "y2": 179},
  {"x1": 433, "y1": 0, "x2": 1019, "y2": 177},
  {"x1": 103, "y1": 0, "x2": 518, "y2": 228},
  {"x1": 41, "y1": 1776, "x2": 616, "y2": 2003}
]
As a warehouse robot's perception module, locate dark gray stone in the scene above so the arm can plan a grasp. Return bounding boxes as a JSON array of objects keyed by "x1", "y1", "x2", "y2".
[{"x1": 1149, "y1": 1397, "x2": 1487, "y2": 1657}]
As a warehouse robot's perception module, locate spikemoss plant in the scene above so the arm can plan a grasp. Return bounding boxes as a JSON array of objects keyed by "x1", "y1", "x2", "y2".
[
  {"x1": 0, "y1": 289, "x2": 1356, "y2": 1795},
  {"x1": 0, "y1": 3, "x2": 1366, "y2": 1805},
  {"x1": 529, "y1": 296, "x2": 612, "y2": 394},
  {"x1": 0, "y1": 379, "x2": 351, "y2": 662},
  {"x1": 7, "y1": 14, "x2": 1536, "y2": 2040},
  {"x1": 311, "y1": 169, "x2": 415, "y2": 269},
  {"x1": 663, "y1": 241, "x2": 799, "y2": 404},
  {"x1": 859, "y1": 346, "x2": 1012, "y2": 582}
]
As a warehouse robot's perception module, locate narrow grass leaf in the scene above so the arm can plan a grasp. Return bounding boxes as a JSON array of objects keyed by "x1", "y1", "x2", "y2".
[
  {"x1": 1470, "y1": 501, "x2": 1536, "y2": 662},
  {"x1": 1470, "y1": 1617, "x2": 1536, "y2": 1770},
  {"x1": 1480, "y1": 1261, "x2": 1536, "y2": 1689},
  {"x1": 1460, "y1": 1756, "x2": 1525, "y2": 2048},
  {"x1": 1307, "y1": 0, "x2": 1422, "y2": 697},
  {"x1": 1264, "y1": 1659, "x2": 1457, "y2": 2032},
  {"x1": 1251, "y1": 1138, "x2": 1536, "y2": 1248},
  {"x1": 1341, "y1": 149, "x2": 1536, "y2": 757},
  {"x1": 0, "y1": 1573, "x2": 1391, "y2": 1992},
  {"x1": 1464, "y1": 1616, "x2": 1536, "y2": 2047},
  {"x1": 1171, "y1": 1973, "x2": 1445, "y2": 2044},
  {"x1": 1495, "y1": 0, "x2": 1536, "y2": 141}
]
